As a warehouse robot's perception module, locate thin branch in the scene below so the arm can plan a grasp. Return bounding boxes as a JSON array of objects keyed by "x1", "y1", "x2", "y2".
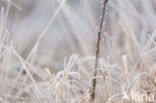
[{"x1": 91, "y1": 0, "x2": 109, "y2": 101}]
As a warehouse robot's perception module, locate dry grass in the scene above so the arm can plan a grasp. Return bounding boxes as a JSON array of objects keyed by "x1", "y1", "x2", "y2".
[{"x1": 0, "y1": 0, "x2": 156, "y2": 103}]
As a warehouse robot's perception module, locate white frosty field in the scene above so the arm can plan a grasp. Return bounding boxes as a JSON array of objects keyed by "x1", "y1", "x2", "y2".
[{"x1": 0, "y1": 0, "x2": 156, "y2": 103}]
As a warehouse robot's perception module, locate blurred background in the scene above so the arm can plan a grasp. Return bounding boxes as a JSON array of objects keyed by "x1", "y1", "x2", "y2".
[{"x1": 0, "y1": 0, "x2": 156, "y2": 72}]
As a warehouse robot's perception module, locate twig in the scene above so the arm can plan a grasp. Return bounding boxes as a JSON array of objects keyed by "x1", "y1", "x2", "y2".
[{"x1": 91, "y1": 0, "x2": 109, "y2": 101}]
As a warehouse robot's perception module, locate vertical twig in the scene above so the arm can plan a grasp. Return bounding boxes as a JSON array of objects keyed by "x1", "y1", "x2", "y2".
[{"x1": 91, "y1": 0, "x2": 109, "y2": 101}]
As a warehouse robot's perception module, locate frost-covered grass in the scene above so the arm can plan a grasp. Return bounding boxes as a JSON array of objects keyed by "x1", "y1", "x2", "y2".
[{"x1": 0, "y1": 0, "x2": 156, "y2": 103}]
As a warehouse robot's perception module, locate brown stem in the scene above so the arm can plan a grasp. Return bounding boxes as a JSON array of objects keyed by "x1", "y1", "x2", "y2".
[{"x1": 91, "y1": 0, "x2": 109, "y2": 101}]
